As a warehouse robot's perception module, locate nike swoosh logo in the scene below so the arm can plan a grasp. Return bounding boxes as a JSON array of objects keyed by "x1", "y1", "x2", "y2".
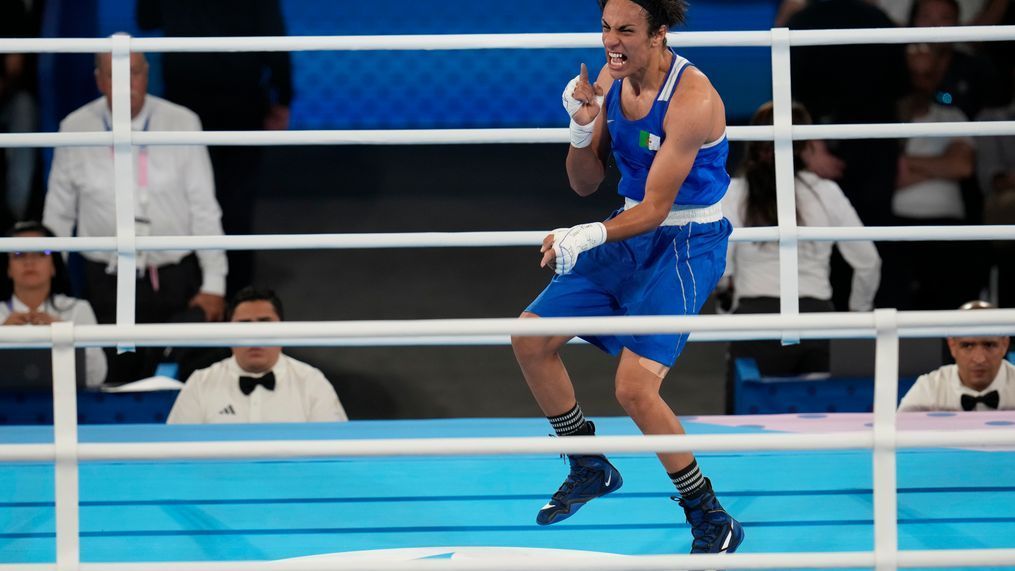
[
  {"x1": 720, "y1": 529, "x2": 732, "y2": 551},
  {"x1": 541, "y1": 503, "x2": 554, "y2": 510},
  {"x1": 605, "y1": 472, "x2": 612, "y2": 486}
]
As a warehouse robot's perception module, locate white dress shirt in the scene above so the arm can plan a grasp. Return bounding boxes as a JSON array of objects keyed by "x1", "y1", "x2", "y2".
[
  {"x1": 167, "y1": 354, "x2": 348, "y2": 424},
  {"x1": 898, "y1": 361, "x2": 1015, "y2": 412},
  {"x1": 721, "y1": 171, "x2": 881, "y2": 311},
  {"x1": 0, "y1": 294, "x2": 107, "y2": 387},
  {"x1": 892, "y1": 104, "x2": 973, "y2": 220},
  {"x1": 43, "y1": 96, "x2": 227, "y2": 295}
]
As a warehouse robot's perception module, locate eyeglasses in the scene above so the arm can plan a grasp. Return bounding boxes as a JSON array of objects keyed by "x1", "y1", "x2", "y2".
[{"x1": 10, "y1": 251, "x2": 53, "y2": 259}]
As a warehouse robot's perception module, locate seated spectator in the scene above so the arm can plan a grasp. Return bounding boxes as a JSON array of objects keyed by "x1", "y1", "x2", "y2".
[
  {"x1": 0, "y1": 221, "x2": 106, "y2": 387},
  {"x1": 720, "y1": 101, "x2": 880, "y2": 377},
  {"x1": 878, "y1": 42, "x2": 981, "y2": 310},
  {"x1": 43, "y1": 50, "x2": 228, "y2": 385},
  {"x1": 167, "y1": 287, "x2": 348, "y2": 424},
  {"x1": 898, "y1": 300, "x2": 1013, "y2": 411}
]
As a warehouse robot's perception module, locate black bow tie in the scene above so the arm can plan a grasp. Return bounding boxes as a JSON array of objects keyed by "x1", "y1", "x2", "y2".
[
  {"x1": 960, "y1": 390, "x2": 999, "y2": 411},
  {"x1": 239, "y1": 372, "x2": 276, "y2": 396}
]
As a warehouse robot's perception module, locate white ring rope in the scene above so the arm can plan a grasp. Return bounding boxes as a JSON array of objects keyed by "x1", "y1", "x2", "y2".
[
  {"x1": 2, "y1": 26, "x2": 1014, "y2": 571},
  {"x1": 2, "y1": 309, "x2": 1015, "y2": 348},
  {"x1": 0, "y1": 549, "x2": 1014, "y2": 571},
  {"x1": 2, "y1": 223, "x2": 1015, "y2": 256},
  {"x1": 2, "y1": 121, "x2": 1015, "y2": 148},
  {"x1": 0, "y1": 25, "x2": 1011, "y2": 54},
  {"x1": 3, "y1": 429, "x2": 1015, "y2": 464}
]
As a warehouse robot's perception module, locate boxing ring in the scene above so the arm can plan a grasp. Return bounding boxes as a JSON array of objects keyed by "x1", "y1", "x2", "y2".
[{"x1": 2, "y1": 23, "x2": 1015, "y2": 570}]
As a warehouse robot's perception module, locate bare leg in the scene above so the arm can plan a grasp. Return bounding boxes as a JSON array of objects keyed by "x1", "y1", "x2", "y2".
[
  {"x1": 511, "y1": 312, "x2": 577, "y2": 416},
  {"x1": 614, "y1": 348, "x2": 694, "y2": 473}
]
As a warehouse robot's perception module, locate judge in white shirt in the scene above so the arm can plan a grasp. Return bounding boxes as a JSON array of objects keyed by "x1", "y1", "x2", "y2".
[
  {"x1": 43, "y1": 51, "x2": 228, "y2": 385},
  {"x1": 899, "y1": 300, "x2": 1015, "y2": 412},
  {"x1": 167, "y1": 287, "x2": 348, "y2": 424},
  {"x1": 720, "y1": 101, "x2": 881, "y2": 378},
  {"x1": 1, "y1": 221, "x2": 107, "y2": 387}
]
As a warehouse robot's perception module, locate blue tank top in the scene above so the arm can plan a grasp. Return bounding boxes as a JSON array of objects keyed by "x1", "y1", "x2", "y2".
[{"x1": 604, "y1": 50, "x2": 729, "y2": 207}]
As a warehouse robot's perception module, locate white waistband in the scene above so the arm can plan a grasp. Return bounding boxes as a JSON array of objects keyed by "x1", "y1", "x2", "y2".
[{"x1": 624, "y1": 198, "x2": 723, "y2": 225}]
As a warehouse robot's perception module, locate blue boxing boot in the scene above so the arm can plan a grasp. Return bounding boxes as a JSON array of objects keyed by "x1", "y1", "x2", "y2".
[
  {"x1": 536, "y1": 453, "x2": 623, "y2": 525},
  {"x1": 675, "y1": 478, "x2": 744, "y2": 554}
]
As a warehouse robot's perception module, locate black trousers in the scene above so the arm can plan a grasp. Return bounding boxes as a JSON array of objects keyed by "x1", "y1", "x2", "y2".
[
  {"x1": 729, "y1": 297, "x2": 835, "y2": 376},
  {"x1": 85, "y1": 255, "x2": 222, "y2": 384},
  {"x1": 875, "y1": 216, "x2": 989, "y2": 310}
]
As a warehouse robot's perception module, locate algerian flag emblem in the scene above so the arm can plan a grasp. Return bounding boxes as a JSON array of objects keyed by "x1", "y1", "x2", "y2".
[{"x1": 639, "y1": 130, "x2": 661, "y2": 151}]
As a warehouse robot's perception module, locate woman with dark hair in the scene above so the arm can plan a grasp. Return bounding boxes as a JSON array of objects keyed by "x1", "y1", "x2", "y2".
[
  {"x1": 719, "y1": 101, "x2": 880, "y2": 376},
  {"x1": 1, "y1": 221, "x2": 106, "y2": 386}
]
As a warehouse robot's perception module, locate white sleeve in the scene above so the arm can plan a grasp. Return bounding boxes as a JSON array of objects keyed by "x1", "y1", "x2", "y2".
[
  {"x1": 821, "y1": 180, "x2": 881, "y2": 311},
  {"x1": 43, "y1": 131, "x2": 79, "y2": 239},
  {"x1": 720, "y1": 179, "x2": 746, "y2": 284},
  {"x1": 167, "y1": 372, "x2": 208, "y2": 424},
  {"x1": 305, "y1": 370, "x2": 348, "y2": 422},
  {"x1": 897, "y1": 374, "x2": 935, "y2": 412},
  {"x1": 182, "y1": 114, "x2": 228, "y2": 296},
  {"x1": 73, "y1": 300, "x2": 107, "y2": 388}
]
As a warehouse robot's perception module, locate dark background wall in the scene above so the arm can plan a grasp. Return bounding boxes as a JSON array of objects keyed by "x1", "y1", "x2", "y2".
[{"x1": 37, "y1": 0, "x2": 782, "y2": 419}]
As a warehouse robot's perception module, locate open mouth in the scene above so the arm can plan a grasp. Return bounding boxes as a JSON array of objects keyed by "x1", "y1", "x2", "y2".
[{"x1": 608, "y1": 51, "x2": 627, "y2": 68}]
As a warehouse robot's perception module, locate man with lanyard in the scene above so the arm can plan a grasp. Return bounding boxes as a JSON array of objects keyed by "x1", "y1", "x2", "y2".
[
  {"x1": 44, "y1": 51, "x2": 227, "y2": 384},
  {"x1": 511, "y1": 0, "x2": 744, "y2": 555}
]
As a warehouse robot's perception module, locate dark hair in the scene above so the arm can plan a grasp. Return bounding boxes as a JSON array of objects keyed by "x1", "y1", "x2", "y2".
[
  {"x1": 739, "y1": 101, "x2": 813, "y2": 228},
  {"x1": 598, "y1": 0, "x2": 688, "y2": 32},
  {"x1": 226, "y1": 286, "x2": 285, "y2": 321},
  {"x1": 0, "y1": 221, "x2": 73, "y2": 307},
  {"x1": 907, "y1": 0, "x2": 960, "y2": 26}
]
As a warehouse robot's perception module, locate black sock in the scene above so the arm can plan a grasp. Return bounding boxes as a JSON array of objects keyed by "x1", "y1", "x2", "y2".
[
  {"x1": 547, "y1": 403, "x2": 592, "y2": 437},
  {"x1": 668, "y1": 459, "x2": 707, "y2": 498}
]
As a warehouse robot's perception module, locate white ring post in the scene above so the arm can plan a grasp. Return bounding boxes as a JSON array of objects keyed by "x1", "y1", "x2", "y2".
[
  {"x1": 770, "y1": 28, "x2": 800, "y2": 345},
  {"x1": 872, "y1": 309, "x2": 900, "y2": 571},
  {"x1": 110, "y1": 33, "x2": 137, "y2": 354},
  {"x1": 51, "y1": 322, "x2": 80, "y2": 571}
]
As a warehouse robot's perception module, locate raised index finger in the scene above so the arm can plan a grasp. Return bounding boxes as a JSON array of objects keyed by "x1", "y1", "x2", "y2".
[{"x1": 579, "y1": 62, "x2": 589, "y2": 84}]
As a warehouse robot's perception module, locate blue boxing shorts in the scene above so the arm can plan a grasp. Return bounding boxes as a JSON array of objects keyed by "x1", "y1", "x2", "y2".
[{"x1": 526, "y1": 209, "x2": 731, "y2": 367}]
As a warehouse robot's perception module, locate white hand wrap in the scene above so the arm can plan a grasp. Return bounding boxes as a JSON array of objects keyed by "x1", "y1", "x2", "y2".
[
  {"x1": 561, "y1": 75, "x2": 603, "y2": 149},
  {"x1": 551, "y1": 222, "x2": 607, "y2": 275}
]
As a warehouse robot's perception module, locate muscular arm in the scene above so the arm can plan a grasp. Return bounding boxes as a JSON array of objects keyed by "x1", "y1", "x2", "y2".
[
  {"x1": 565, "y1": 65, "x2": 614, "y2": 197},
  {"x1": 602, "y1": 69, "x2": 723, "y2": 242}
]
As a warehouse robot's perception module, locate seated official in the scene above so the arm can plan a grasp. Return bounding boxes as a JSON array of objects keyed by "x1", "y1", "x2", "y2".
[
  {"x1": 1, "y1": 221, "x2": 107, "y2": 387},
  {"x1": 167, "y1": 287, "x2": 347, "y2": 424},
  {"x1": 898, "y1": 301, "x2": 1014, "y2": 412}
]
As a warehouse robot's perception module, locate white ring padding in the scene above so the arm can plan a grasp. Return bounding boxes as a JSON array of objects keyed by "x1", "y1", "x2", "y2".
[
  {"x1": 110, "y1": 33, "x2": 137, "y2": 354},
  {"x1": 770, "y1": 28, "x2": 800, "y2": 346},
  {"x1": 50, "y1": 321, "x2": 80, "y2": 571},
  {"x1": 872, "y1": 309, "x2": 900, "y2": 571}
]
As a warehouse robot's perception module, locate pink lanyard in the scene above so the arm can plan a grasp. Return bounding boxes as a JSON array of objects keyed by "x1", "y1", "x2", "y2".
[{"x1": 104, "y1": 113, "x2": 159, "y2": 291}]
